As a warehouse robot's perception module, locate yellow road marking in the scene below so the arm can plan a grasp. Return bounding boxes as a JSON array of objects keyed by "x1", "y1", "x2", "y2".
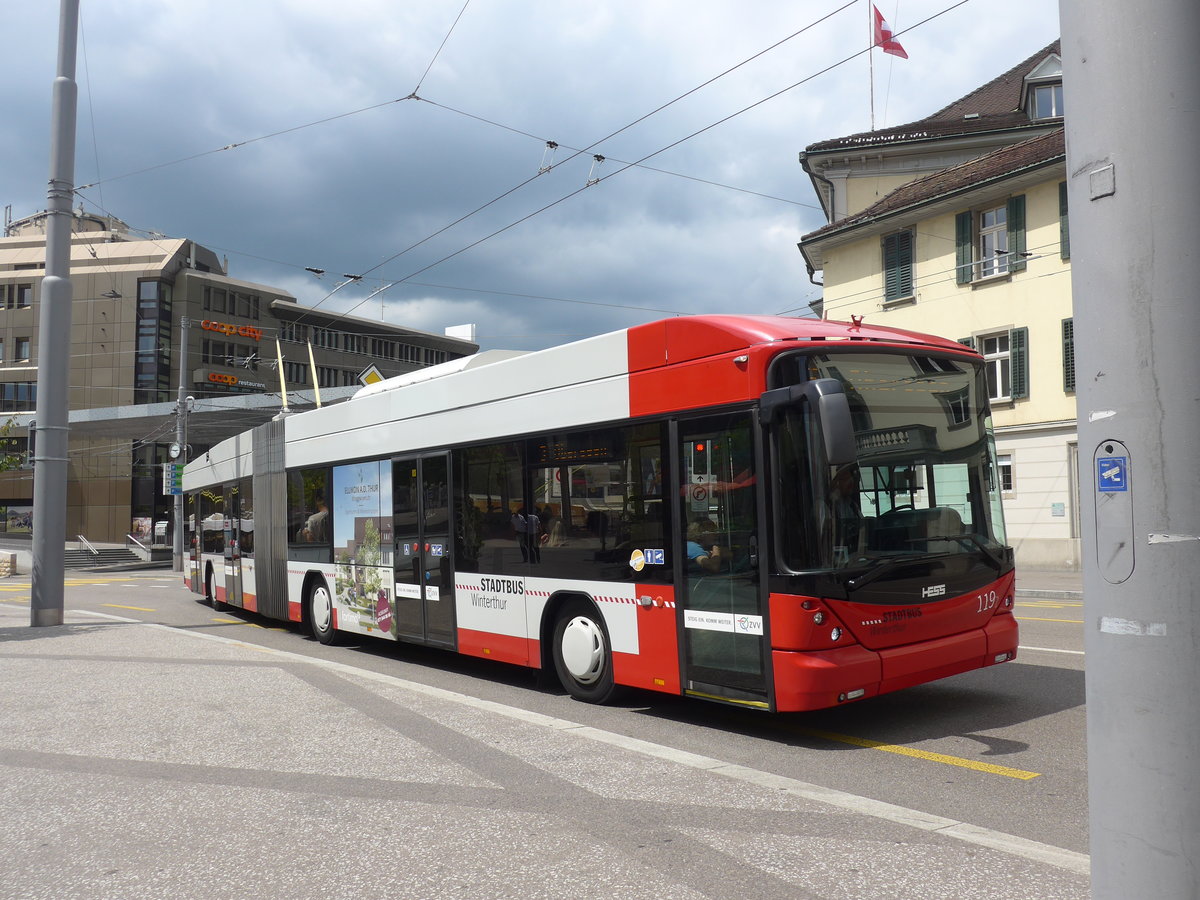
[
  {"x1": 1016, "y1": 616, "x2": 1084, "y2": 624},
  {"x1": 1018, "y1": 600, "x2": 1082, "y2": 608},
  {"x1": 802, "y1": 728, "x2": 1041, "y2": 780},
  {"x1": 0, "y1": 597, "x2": 29, "y2": 604},
  {"x1": 102, "y1": 604, "x2": 155, "y2": 612},
  {"x1": 212, "y1": 617, "x2": 285, "y2": 632}
]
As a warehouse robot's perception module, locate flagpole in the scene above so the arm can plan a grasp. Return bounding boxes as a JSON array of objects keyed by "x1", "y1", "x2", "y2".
[{"x1": 868, "y1": 1, "x2": 875, "y2": 131}]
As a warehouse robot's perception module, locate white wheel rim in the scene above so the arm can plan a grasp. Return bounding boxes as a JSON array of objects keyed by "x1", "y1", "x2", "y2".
[
  {"x1": 312, "y1": 586, "x2": 332, "y2": 633},
  {"x1": 560, "y1": 615, "x2": 605, "y2": 684}
]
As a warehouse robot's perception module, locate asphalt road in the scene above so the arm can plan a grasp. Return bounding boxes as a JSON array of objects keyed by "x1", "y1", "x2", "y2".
[{"x1": 28, "y1": 573, "x2": 1089, "y2": 858}]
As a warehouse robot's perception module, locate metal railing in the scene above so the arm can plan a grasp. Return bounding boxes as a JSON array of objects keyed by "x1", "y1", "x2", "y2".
[
  {"x1": 75, "y1": 534, "x2": 99, "y2": 556},
  {"x1": 125, "y1": 534, "x2": 149, "y2": 553}
]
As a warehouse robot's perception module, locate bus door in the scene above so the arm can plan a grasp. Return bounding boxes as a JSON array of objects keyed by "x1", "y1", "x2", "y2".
[
  {"x1": 184, "y1": 492, "x2": 201, "y2": 594},
  {"x1": 223, "y1": 483, "x2": 242, "y2": 608},
  {"x1": 676, "y1": 414, "x2": 769, "y2": 707},
  {"x1": 392, "y1": 453, "x2": 456, "y2": 648}
]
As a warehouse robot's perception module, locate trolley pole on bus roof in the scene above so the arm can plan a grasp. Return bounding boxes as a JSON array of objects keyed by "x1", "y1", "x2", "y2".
[
  {"x1": 30, "y1": 0, "x2": 79, "y2": 628},
  {"x1": 1061, "y1": 0, "x2": 1200, "y2": 895}
]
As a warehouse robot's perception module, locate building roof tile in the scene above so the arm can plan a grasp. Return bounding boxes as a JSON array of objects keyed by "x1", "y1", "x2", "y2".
[
  {"x1": 805, "y1": 39, "x2": 1061, "y2": 153},
  {"x1": 802, "y1": 128, "x2": 1064, "y2": 242}
]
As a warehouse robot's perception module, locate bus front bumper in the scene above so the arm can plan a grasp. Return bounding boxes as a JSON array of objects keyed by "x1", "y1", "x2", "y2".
[{"x1": 771, "y1": 614, "x2": 1018, "y2": 713}]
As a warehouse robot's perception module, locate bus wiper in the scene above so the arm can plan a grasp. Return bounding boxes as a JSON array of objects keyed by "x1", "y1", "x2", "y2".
[
  {"x1": 845, "y1": 553, "x2": 949, "y2": 591},
  {"x1": 921, "y1": 533, "x2": 1005, "y2": 572}
]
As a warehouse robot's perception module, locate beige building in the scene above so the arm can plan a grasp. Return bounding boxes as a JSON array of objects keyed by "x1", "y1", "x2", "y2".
[
  {"x1": 0, "y1": 210, "x2": 478, "y2": 543},
  {"x1": 798, "y1": 41, "x2": 1078, "y2": 568}
]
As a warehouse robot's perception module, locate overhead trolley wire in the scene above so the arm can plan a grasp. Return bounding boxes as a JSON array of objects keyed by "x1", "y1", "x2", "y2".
[
  {"x1": 326, "y1": 0, "x2": 974, "y2": 324},
  {"x1": 413, "y1": 0, "x2": 473, "y2": 95},
  {"x1": 292, "y1": 0, "x2": 860, "y2": 325}
]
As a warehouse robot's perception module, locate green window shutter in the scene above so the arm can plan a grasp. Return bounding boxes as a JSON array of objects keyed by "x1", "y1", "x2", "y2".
[
  {"x1": 1007, "y1": 195, "x2": 1027, "y2": 273},
  {"x1": 1059, "y1": 182, "x2": 1071, "y2": 260},
  {"x1": 1010, "y1": 326, "x2": 1029, "y2": 399},
  {"x1": 1062, "y1": 317, "x2": 1075, "y2": 392},
  {"x1": 958, "y1": 336, "x2": 976, "y2": 350},
  {"x1": 882, "y1": 231, "x2": 913, "y2": 301},
  {"x1": 955, "y1": 211, "x2": 973, "y2": 284}
]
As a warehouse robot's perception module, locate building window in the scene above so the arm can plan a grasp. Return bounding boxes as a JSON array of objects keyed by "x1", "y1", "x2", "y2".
[
  {"x1": 978, "y1": 206, "x2": 1008, "y2": 278},
  {"x1": 234, "y1": 292, "x2": 260, "y2": 319},
  {"x1": 425, "y1": 348, "x2": 446, "y2": 366},
  {"x1": 2, "y1": 283, "x2": 33, "y2": 309},
  {"x1": 881, "y1": 230, "x2": 914, "y2": 301},
  {"x1": 15, "y1": 337, "x2": 30, "y2": 361},
  {"x1": 972, "y1": 328, "x2": 1028, "y2": 402},
  {"x1": 956, "y1": 196, "x2": 1027, "y2": 284},
  {"x1": 1027, "y1": 81, "x2": 1064, "y2": 120},
  {"x1": 982, "y1": 333, "x2": 1010, "y2": 400},
  {"x1": 279, "y1": 321, "x2": 308, "y2": 343},
  {"x1": 312, "y1": 327, "x2": 336, "y2": 349},
  {"x1": 0, "y1": 382, "x2": 37, "y2": 411},
  {"x1": 996, "y1": 454, "x2": 1014, "y2": 493},
  {"x1": 283, "y1": 360, "x2": 309, "y2": 384},
  {"x1": 371, "y1": 338, "x2": 396, "y2": 359},
  {"x1": 1062, "y1": 317, "x2": 1075, "y2": 393},
  {"x1": 344, "y1": 334, "x2": 367, "y2": 354},
  {"x1": 203, "y1": 286, "x2": 227, "y2": 313}
]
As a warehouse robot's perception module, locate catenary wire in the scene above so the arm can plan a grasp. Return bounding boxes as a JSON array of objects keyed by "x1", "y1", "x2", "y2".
[
  {"x1": 413, "y1": 0, "x2": 472, "y2": 94},
  {"x1": 324, "y1": 0, "x2": 973, "y2": 323}
]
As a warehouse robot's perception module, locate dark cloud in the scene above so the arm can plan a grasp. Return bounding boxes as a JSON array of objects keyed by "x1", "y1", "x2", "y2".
[{"x1": 4, "y1": 1, "x2": 1058, "y2": 350}]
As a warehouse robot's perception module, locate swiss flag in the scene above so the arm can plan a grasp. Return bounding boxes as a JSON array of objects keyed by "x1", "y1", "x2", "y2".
[{"x1": 873, "y1": 6, "x2": 909, "y2": 59}]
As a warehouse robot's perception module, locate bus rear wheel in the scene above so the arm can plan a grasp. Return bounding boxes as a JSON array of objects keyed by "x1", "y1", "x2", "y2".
[
  {"x1": 205, "y1": 564, "x2": 227, "y2": 612},
  {"x1": 308, "y1": 578, "x2": 338, "y2": 645},
  {"x1": 552, "y1": 599, "x2": 618, "y2": 704}
]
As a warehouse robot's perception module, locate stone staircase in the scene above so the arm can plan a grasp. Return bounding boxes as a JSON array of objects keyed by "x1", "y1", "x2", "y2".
[{"x1": 63, "y1": 547, "x2": 145, "y2": 570}]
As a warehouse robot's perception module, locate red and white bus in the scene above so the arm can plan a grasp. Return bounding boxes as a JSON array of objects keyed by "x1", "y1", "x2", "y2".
[{"x1": 182, "y1": 314, "x2": 1016, "y2": 712}]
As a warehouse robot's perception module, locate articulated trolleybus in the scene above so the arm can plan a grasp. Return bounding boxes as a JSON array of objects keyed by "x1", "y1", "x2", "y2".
[{"x1": 183, "y1": 315, "x2": 1016, "y2": 712}]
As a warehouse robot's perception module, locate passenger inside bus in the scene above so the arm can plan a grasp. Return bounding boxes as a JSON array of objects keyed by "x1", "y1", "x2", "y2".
[
  {"x1": 300, "y1": 494, "x2": 328, "y2": 543},
  {"x1": 686, "y1": 519, "x2": 725, "y2": 574}
]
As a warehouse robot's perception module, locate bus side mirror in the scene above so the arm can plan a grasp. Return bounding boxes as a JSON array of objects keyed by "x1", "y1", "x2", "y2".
[
  {"x1": 760, "y1": 378, "x2": 856, "y2": 466},
  {"x1": 806, "y1": 379, "x2": 856, "y2": 466}
]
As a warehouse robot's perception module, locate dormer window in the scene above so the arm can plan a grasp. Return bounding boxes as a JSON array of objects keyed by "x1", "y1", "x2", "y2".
[
  {"x1": 1028, "y1": 82, "x2": 1064, "y2": 119},
  {"x1": 1023, "y1": 54, "x2": 1064, "y2": 120}
]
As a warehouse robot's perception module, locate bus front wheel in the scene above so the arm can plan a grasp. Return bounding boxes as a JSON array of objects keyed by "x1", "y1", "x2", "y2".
[
  {"x1": 552, "y1": 599, "x2": 618, "y2": 704},
  {"x1": 308, "y1": 579, "x2": 338, "y2": 645}
]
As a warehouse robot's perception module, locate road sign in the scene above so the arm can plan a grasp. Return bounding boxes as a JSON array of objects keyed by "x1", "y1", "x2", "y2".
[
  {"x1": 1097, "y1": 456, "x2": 1128, "y2": 493},
  {"x1": 163, "y1": 462, "x2": 183, "y2": 496}
]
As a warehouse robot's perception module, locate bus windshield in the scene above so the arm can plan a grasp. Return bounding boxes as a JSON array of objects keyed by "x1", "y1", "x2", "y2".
[{"x1": 773, "y1": 351, "x2": 1008, "y2": 575}]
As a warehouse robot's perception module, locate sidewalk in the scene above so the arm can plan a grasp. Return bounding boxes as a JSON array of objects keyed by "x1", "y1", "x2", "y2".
[
  {"x1": 0, "y1": 593, "x2": 1090, "y2": 899},
  {"x1": 1015, "y1": 567, "x2": 1083, "y2": 600}
]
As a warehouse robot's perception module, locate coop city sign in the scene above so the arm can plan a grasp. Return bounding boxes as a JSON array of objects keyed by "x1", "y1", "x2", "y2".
[{"x1": 200, "y1": 319, "x2": 262, "y2": 342}]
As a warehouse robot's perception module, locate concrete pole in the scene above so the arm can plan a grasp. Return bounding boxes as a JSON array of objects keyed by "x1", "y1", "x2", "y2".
[
  {"x1": 172, "y1": 318, "x2": 189, "y2": 572},
  {"x1": 31, "y1": 0, "x2": 79, "y2": 628},
  {"x1": 1060, "y1": 1, "x2": 1200, "y2": 895}
]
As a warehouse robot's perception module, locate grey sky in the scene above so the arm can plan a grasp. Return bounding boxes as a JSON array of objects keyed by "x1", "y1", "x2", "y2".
[{"x1": 2, "y1": 1, "x2": 1059, "y2": 351}]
